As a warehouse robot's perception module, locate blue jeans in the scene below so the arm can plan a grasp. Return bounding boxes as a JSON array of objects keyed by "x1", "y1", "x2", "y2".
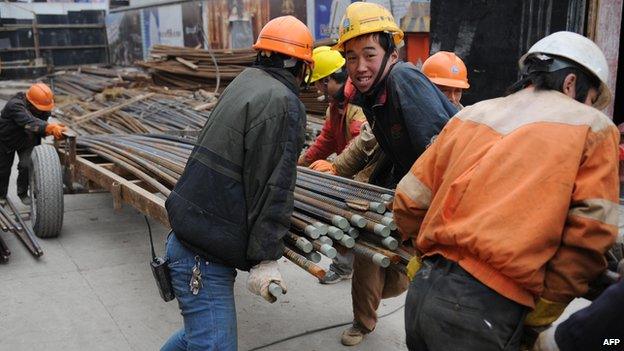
[{"x1": 161, "y1": 233, "x2": 238, "y2": 351}]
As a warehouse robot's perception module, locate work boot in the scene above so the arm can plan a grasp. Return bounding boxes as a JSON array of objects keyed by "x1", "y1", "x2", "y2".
[
  {"x1": 341, "y1": 325, "x2": 366, "y2": 346},
  {"x1": 318, "y1": 270, "x2": 353, "y2": 284}
]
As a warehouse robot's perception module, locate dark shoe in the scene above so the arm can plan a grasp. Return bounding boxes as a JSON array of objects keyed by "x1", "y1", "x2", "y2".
[
  {"x1": 341, "y1": 325, "x2": 366, "y2": 346},
  {"x1": 319, "y1": 270, "x2": 353, "y2": 284}
]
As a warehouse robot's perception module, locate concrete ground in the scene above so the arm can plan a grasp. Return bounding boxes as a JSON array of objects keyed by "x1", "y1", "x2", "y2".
[{"x1": 0, "y1": 189, "x2": 407, "y2": 351}]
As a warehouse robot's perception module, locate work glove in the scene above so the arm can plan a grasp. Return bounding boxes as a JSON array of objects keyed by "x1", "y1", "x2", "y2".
[
  {"x1": 532, "y1": 327, "x2": 560, "y2": 351},
  {"x1": 524, "y1": 297, "x2": 567, "y2": 327},
  {"x1": 45, "y1": 123, "x2": 68, "y2": 140},
  {"x1": 247, "y1": 260, "x2": 287, "y2": 303},
  {"x1": 309, "y1": 160, "x2": 336, "y2": 174},
  {"x1": 406, "y1": 255, "x2": 422, "y2": 281}
]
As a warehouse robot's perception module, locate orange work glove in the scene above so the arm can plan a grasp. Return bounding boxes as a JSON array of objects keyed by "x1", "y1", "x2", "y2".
[
  {"x1": 45, "y1": 123, "x2": 67, "y2": 140},
  {"x1": 309, "y1": 160, "x2": 336, "y2": 174}
]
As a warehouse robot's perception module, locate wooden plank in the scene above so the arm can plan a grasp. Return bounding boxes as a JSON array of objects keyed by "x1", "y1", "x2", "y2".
[
  {"x1": 74, "y1": 156, "x2": 169, "y2": 227},
  {"x1": 74, "y1": 93, "x2": 155, "y2": 125}
]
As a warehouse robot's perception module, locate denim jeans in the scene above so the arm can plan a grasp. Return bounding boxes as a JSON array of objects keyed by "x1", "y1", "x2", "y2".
[
  {"x1": 405, "y1": 256, "x2": 526, "y2": 351},
  {"x1": 161, "y1": 233, "x2": 238, "y2": 351}
]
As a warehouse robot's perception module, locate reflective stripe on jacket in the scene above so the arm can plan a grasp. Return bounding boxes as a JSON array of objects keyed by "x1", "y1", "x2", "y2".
[{"x1": 393, "y1": 88, "x2": 619, "y2": 307}]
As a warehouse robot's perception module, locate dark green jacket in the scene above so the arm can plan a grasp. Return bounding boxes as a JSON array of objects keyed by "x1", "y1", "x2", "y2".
[{"x1": 166, "y1": 67, "x2": 306, "y2": 271}]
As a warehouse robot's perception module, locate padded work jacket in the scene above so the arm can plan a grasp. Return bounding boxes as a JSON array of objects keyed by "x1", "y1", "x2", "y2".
[
  {"x1": 0, "y1": 92, "x2": 49, "y2": 152},
  {"x1": 351, "y1": 61, "x2": 457, "y2": 187},
  {"x1": 166, "y1": 67, "x2": 306, "y2": 271},
  {"x1": 394, "y1": 88, "x2": 619, "y2": 307}
]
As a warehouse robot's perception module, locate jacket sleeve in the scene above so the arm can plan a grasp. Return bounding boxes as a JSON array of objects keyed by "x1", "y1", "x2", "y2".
[
  {"x1": 346, "y1": 104, "x2": 366, "y2": 141},
  {"x1": 304, "y1": 106, "x2": 337, "y2": 164},
  {"x1": 6, "y1": 100, "x2": 48, "y2": 136},
  {"x1": 389, "y1": 66, "x2": 456, "y2": 156},
  {"x1": 542, "y1": 126, "x2": 620, "y2": 303},
  {"x1": 393, "y1": 122, "x2": 451, "y2": 243},
  {"x1": 333, "y1": 122, "x2": 378, "y2": 178},
  {"x1": 555, "y1": 280, "x2": 624, "y2": 350},
  {"x1": 245, "y1": 97, "x2": 306, "y2": 262}
]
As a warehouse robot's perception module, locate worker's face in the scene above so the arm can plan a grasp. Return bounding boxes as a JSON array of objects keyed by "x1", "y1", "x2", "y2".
[
  {"x1": 314, "y1": 79, "x2": 328, "y2": 97},
  {"x1": 344, "y1": 35, "x2": 398, "y2": 94},
  {"x1": 562, "y1": 73, "x2": 599, "y2": 106},
  {"x1": 326, "y1": 78, "x2": 342, "y2": 101},
  {"x1": 437, "y1": 86, "x2": 463, "y2": 108}
]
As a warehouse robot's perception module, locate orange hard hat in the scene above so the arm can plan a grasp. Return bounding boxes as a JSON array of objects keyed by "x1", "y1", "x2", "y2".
[
  {"x1": 26, "y1": 82, "x2": 55, "y2": 111},
  {"x1": 253, "y1": 16, "x2": 314, "y2": 65},
  {"x1": 422, "y1": 51, "x2": 470, "y2": 89}
]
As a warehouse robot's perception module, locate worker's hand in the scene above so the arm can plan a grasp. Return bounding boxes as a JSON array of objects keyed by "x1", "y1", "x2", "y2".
[
  {"x1": 45, "y1": 123, "x2": 68, "y2": 140},
  {"x1": 297, "y1": 154, "x2": 311, "y2": 167},
  {"x1": 406, "y1": 255, "x2": 422, "y2": 281},
  {"x1": 532, "y1": 327, "x2": 560, "y2": 351},
  {"x1": 247, "y1": 260, "x2": 287, "y2": 303},
  {"x1": 309, "y1": 160, "x2": 336, "y2": 174},
  {"x1": 524, "y1": 298, "x2": 567, "y2": 327}
]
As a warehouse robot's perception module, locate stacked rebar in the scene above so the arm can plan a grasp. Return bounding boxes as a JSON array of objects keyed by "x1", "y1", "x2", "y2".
[
  {"x1": 0, "y1": 198, "x2": 44, "y2": 262},
  {"x1": 55, "y1": 88, "x2": 213, "y2": 136},
  {"x1": 73, "y1": 134, "x2": 413, "y2": 278}
]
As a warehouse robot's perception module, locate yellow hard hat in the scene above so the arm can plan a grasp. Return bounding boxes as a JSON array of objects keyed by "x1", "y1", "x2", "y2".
[
  {"x1": 333, "y1": 2, "x2": 403, "y2": 52},
  {"x1": 309, "y1": 46, "x2": 345, "y2": 83}
]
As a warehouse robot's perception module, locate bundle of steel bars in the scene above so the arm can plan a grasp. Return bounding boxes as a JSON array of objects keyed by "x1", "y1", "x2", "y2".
[
  {"x1": 0, "y1": 198, "x2": 44, "y2": 262},
  {"x1": 55, "y1": 88, "x2": 214, "y2": 135},
  {"x1": 49, "y1": 66, "x2": 150, "y2": 100},
  {"x1": 74, "y1": 134, "x2": 413, "y2": 278},
  {"x1": 137, "y1": 45, "x2": 257, "y2": 91}
]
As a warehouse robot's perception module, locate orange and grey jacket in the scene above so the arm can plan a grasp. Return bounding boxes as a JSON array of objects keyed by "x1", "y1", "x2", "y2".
[{"x1": 393, "y1": 88, "x2": 619, "y2": 308}]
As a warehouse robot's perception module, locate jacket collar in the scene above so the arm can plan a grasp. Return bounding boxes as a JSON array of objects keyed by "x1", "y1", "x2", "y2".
[{"x1": 253, "y1": 65, "x2": 300, "y2": 96}]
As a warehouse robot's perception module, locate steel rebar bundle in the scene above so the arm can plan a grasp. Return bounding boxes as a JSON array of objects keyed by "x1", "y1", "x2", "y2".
[
  {"x1": 55, "y1": 88, "x2": 214, "y2": 136},
  {"x1": 74, "y1": 134, "x2": 414, "y2": 278}
]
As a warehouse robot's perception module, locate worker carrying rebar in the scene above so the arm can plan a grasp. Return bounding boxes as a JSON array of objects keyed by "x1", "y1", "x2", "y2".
[
  {"x1": 309, "y1": 50, "x2": 471, "y2": 180},
  {"x1": 162, "y1": 16, "x2": 314, "y2": 351},
  {"x1": 330, "y1": 2, "x2": 458, "y2": 346},
  {"x1": 394, "y1": 31, "x2": 618, "y2": 351},
  {"x1": 0, "y1": 83, "x2": 66, "y2": 205}
]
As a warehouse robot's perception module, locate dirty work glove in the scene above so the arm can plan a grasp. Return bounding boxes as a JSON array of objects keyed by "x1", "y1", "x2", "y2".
[
  {"x1": 247, "y1": 260, "x2": 287, "y2": 303},
  {"x1": 45, "y1": 123, "x2": 67, "y2": 140},
  {"x1": 309, "y1": 160, "x2": 336, "y2": 174},
  {"x1": 297, "y1": 154, "x2": 311, "y2": 167},
  {"x1": 406, "y1": 255, "x2": 422, "y2": 281},
  {"x1": 532, "y1": 327, "x2": 560, "y2": 351},
  {"x1": 524, "y1": 298, "x2": 567, "y2": 327}
]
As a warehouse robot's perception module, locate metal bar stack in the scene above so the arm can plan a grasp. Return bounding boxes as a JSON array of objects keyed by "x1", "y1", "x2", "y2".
[
  {"x1": 0, "y1": 198, "x2": 44, "y2": 261},
  {"x1": 72, "y1": 134, "x2": 414, "y2": 279}
]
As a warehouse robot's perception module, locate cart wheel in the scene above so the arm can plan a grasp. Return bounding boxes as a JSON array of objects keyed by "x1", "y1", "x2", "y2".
[{"x1": 29, "y1": 144, "x2": 64, "y2": 238}]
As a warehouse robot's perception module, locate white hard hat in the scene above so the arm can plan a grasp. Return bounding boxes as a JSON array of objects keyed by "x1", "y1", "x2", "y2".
[{"x1": 519, "y1": 31, "x2": 611, "y2": 110}]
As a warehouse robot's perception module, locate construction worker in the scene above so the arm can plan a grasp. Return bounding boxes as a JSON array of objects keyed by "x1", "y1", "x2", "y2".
[
  {"x1": 298, "y1": 46, "x2": 366, "y2": 168},
  {"x1": 0, "y1": 83, "x2": 66, "y2": 204},
  {"x1": 394, "y1": 31, "x2": 618, "y2": 351},
  {"x1": 298, "y1": 46, "x2": 366, "y2": 285},
  {"x1": 421, "y1": 51, "x2": 470, "y2": 108},
  {"x1": 311, "y1": 51, "x2": 471, "y2": 179},
  {"x1": 332, "y1": 2, "x2": 457, "y2": 346},
  {"x1": 534, "y1": 279, "x2": 624, "y2": 351},
  {"x1": 162, "y1": 16, "x2": 313, "y2": 351}
]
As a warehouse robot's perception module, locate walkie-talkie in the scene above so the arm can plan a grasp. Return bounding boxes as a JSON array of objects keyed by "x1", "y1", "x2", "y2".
[{"x1": 145, "y1": 217, "x2": 175, "y2": 302}]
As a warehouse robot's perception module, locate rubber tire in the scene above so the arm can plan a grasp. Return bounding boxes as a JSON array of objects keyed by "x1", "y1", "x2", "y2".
[{"x1": 29, "y1": 144, "x2": 64, "y2": 238}]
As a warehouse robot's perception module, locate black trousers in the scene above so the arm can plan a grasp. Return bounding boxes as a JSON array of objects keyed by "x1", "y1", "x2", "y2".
[
  {"x1": 0, "y1": 146, "x2": 33, "y2": 198},
  {"x1": 405, "y1": 256, "x2": 527, "y2": 351}
]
